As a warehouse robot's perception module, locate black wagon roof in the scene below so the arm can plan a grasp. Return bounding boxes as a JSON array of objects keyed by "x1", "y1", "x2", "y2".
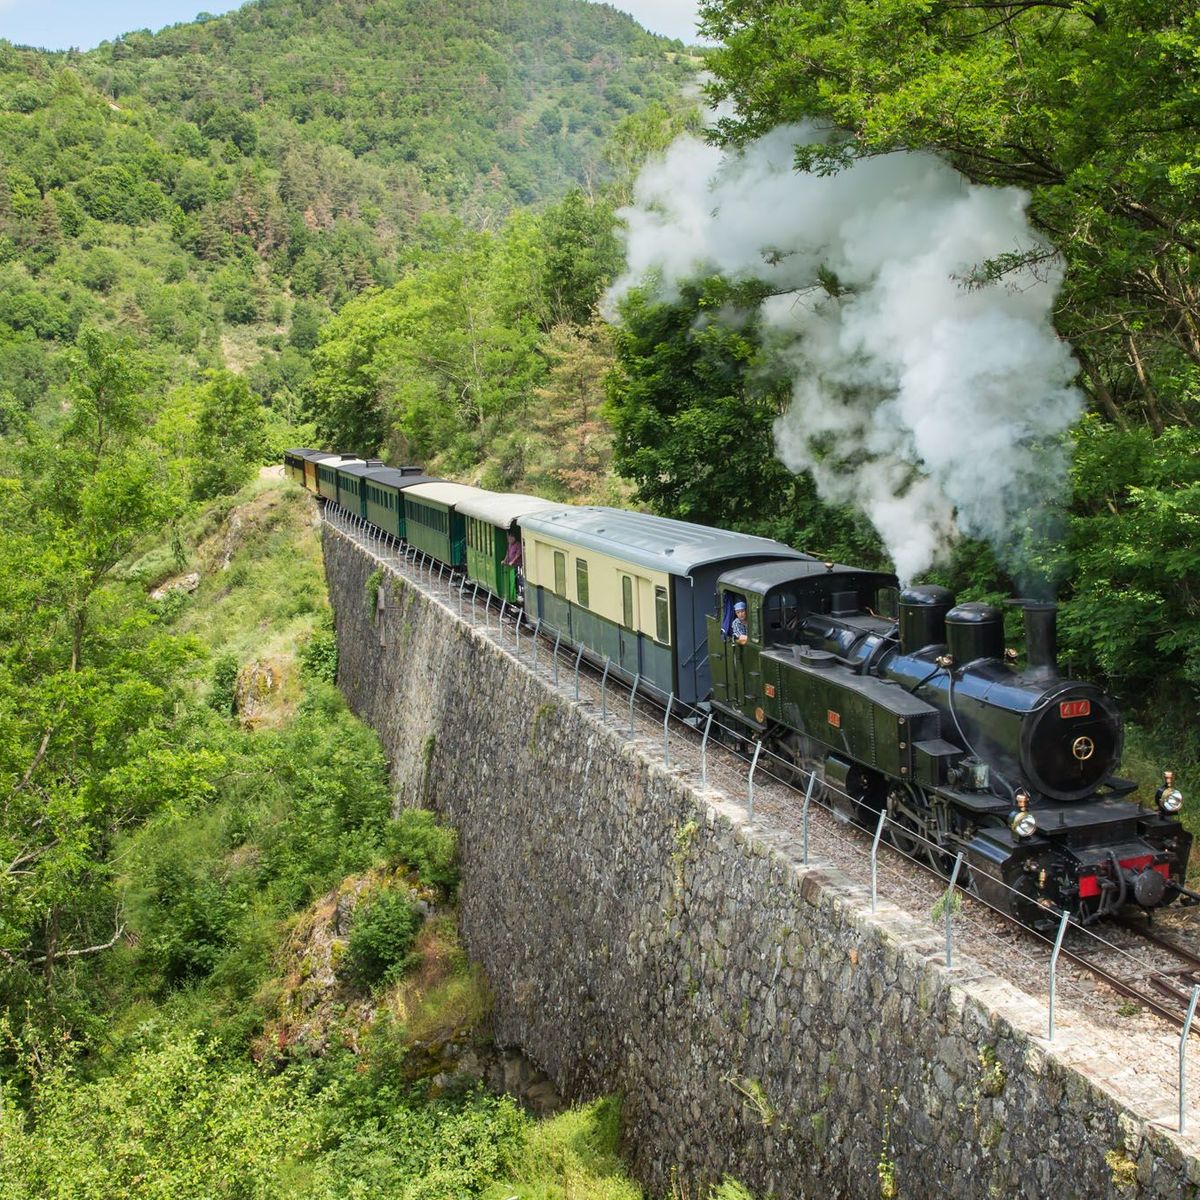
[
  {"x1": 718, "y1": 559, "x2": 896, "y2": 597},
  {"x1": 365, "y1": 469, "x2": 444, "y2": 490}
]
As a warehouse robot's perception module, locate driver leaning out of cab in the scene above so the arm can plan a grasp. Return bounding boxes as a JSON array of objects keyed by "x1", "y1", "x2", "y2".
[{"x1": 731, "y1": 599, "x2": 749, "y2": 645}]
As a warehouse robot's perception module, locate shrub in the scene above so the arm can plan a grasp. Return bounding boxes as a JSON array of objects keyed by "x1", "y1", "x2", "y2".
[
  {"x1": 300, "y1": 621, "x2": 338, "y2": 683},
  {"x1": 344, "y1": 889, "x2": 423, "y2": 988},
  {"x1": 209, "y1": 653, "x2": 239, "y2": 716},
  {"x1": 385, "y1": 809, "x2": 458, "y2": 893}
]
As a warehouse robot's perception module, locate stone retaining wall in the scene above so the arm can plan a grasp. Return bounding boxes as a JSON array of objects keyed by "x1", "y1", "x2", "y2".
[{"x1": 324, "y1": 526, "x2": 1199, "y2": 1199}]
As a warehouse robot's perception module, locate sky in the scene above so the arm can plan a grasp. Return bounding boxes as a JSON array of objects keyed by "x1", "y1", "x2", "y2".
[{"x1": 0, "y1": 0, "x2": 705, "y2": 52}]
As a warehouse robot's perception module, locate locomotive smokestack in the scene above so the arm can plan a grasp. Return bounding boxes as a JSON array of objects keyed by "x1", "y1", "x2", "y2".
[{"x1": 1021, "y1": 601, "x2": 1058, "y2": 679}]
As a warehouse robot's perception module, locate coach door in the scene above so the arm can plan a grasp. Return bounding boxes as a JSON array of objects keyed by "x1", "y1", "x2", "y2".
[{"x1": 618, "y1": 573, "x2": 640, "y2": 675}]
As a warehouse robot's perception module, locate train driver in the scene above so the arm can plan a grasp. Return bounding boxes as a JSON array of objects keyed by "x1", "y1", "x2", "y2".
[{"x1": 732, "y1": 599, "x2": 749, "y2": 645}]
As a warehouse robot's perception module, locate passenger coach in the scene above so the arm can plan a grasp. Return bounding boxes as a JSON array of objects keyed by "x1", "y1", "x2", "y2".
[
  {"x1": 518, "y1": 507, "x2": 806, "y2": 705},
  {"x1": 335, "y1": 459, "x2": 385, "y2": 519},
  {"x1": 283, "y1": 448, "x2": 318, "y2": 484},
  {"x1": 401, "y1": 481, "x2": 497, "y2": 570},
  {"x1": 455, "y1": 492, "x2": 565, "y2": 604},
  {"x1": 363, "y1": 468, "x2": 437, "y2": 542}
]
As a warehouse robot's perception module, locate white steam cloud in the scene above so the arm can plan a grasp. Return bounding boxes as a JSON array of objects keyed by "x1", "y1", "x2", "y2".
[{"x1": 605, "y1": 126, "x2": 1083, "y2": 583}]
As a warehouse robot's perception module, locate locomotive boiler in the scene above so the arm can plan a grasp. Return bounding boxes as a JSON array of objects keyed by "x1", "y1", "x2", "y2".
[{"x1": 707, "y1": 560, "x2": 1191, "y2": 923}]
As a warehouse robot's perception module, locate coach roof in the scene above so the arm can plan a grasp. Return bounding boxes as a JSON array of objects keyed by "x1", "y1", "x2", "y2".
[
  {"x1": 365, "y1": 469, "x2": 442, "y2": 490},
  {"x1": 454, "y1": 492, "x2": 565, "y2": 526},
  {"x1": 519, "y1": 506, "x2": 807, "y2": 578},
  {"x1": 402, "y1": 481, "x2": 496, "y2": 509}
]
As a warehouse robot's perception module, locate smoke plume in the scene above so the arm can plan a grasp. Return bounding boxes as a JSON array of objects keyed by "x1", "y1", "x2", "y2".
[{"x1": 605, "y1": 125, "x2": 1082, "y2": 583}]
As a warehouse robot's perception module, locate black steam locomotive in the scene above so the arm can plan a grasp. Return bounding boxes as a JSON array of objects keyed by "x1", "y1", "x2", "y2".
[{"x1": 708, "y1": 562, "x2": 1192, "y2": 924}]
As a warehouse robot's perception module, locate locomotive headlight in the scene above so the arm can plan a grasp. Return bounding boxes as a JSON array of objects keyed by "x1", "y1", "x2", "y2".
[
  {"x1": 1160, "y1": 788, "x2": 1184, "y2": 814},
  {"x1": 1009, "y1": 810, "x2": 1038, "y2": 839}
]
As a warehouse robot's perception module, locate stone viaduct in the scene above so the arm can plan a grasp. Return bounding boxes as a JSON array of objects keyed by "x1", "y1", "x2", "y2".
[{"x1": 324, "y1": 520, "x2": 1200, "y2": 1199}]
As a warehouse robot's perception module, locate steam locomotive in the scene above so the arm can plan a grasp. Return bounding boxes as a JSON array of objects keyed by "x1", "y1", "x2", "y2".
[
  {"x1": 287, "y1": 447, "x2": 1193, "y2": 924},
  {"x1": 708, "y1": 562, "x2": 1193, "y2": 924}
]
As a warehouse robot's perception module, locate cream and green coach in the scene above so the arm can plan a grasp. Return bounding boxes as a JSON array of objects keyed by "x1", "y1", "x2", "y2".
[{"x1": 518, "y1": 507, "x2": 806, "y2": 705}]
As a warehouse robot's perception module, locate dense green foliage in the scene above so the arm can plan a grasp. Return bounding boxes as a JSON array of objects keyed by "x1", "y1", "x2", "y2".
[
  {"x1": 307, "y1": 193, "x2": 628, "y2": 492},
  {"x1": 606, "y1": 279, "x2": 881, "y2": 560},
  {"x1": 344, "y1": 888, "x2": 423, "y2": 988}
]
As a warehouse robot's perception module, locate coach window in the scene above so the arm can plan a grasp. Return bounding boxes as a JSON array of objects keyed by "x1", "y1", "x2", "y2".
[
  {"x1": 553, "y1": 551, "x2": 567, "y2": 598},
  {"x1": 622, "y1": 575, "x2": 634, "y2": 630},
  {"x1": 655, "y1": 586, "x2": 669, "y2": 644},
  {"x1": 576, "y1": 558, "x2": 589, "y2": 608}
]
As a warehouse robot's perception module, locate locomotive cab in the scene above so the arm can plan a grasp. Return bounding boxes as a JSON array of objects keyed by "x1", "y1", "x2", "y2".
[{"x1": 708, "y1": 560, "x2": 898, "y2": 728}]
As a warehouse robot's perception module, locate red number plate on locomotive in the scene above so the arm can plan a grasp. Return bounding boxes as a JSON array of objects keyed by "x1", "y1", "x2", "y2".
[{"x1": 1059, "y1": 699, "x2": 1091, "y2": 719}]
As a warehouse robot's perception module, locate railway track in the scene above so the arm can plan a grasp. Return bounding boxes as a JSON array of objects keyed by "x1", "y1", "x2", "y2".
[{"x1": 1057, "y1": 918, "x2": 1200, "y2": 1032}]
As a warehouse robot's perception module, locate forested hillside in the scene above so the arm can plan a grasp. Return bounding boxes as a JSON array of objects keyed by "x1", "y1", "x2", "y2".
[
  {"x1": 0, "y1": 0, "x2": 693, "y2": 435},
  {"x1": 0, "y1": 3, "x2": 704, "y2": 1194}
]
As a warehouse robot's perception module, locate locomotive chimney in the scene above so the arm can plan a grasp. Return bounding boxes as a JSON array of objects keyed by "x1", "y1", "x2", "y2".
[{"x1": 1020, "y1": 601, "x2": 1058, "y2": 679}]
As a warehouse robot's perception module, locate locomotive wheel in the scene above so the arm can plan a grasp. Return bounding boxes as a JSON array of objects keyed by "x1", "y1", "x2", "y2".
[
  {"x1": 963, "y1": 849, "x2": 1048, "y2": 928},
  {"x1": 885, "y1": 783, "x2": 931, "y2": 860},
  {"x1": 772, "y1": 731, "x2": 825, "y2": 798}
]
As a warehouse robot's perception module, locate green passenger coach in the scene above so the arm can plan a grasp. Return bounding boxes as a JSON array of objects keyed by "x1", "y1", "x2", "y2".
[
  {"x1": 401, "y1": 481, "x2": 496, "y2": 569},
  {"x1": 455, "y1": 492, "x2": 565, "y2": 603},
  {"x1": 335, "y1": 460, "x2": 384, "y2": 518},
  {"x1": 363, "y1": 468, "x2": 436, "y2": 541},
  {"x1": 316, "y1": 455, "x2": 363, "y2": 502}
]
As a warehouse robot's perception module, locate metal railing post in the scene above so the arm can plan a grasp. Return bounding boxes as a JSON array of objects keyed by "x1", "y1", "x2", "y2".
[
  {"x1": 870, "y1": 808, "x2": 887, "y2": 913},
  {"x1": 553, "y1": 631, "x2": 562, "y2": 686},
  {"x1": 515, "y1": 612, "x2": 523, "y2": 662},
  {"x1": 499, "y1": 599, "x2": 507, "y2": 641},
  {"x1": 663, "y1": 693, "x2": 674, "y2": 767},
  {"x1": 945, "y1": 853, "x2": 964, "y2": 969},
  {"x1": 1182, "y1": 985, "x2": 1200, "y2": 1135},
  {"x1": 600, "y1": 658, "x2": 611, "y2": 720},
  {"x1": 700, "y1": 711, "x2": 713, "y2": 788},
  {"x1": 747, "y1": 740, "x2": 763, "y2": 820},
  {"x1": 629, "y1": 674, "x2": 640, "y2": 737},
  {"x1": 532, "y1": 619, "x2": 541, "y2": 673},
  {"x1": 801, "y1": 771, "x2": 816, "y2": 865},
  {"x1": 457, "y1": 579, "x2": 465, "y2": 619},
  {"x1": 573, "y1": 644, "x2": 584, "y2": 701},
  {"x1": 1048, "y1": 909, "x2": 1071, "y2": 1041}
]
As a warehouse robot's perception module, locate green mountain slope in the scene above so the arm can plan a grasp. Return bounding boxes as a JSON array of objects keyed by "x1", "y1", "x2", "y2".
[
  {"x1": 84, "y1": 0, "x2": 691, "y2": 210},
  {"x1": 0, "y1": 0, "x2": 693, "y2": 428}
]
